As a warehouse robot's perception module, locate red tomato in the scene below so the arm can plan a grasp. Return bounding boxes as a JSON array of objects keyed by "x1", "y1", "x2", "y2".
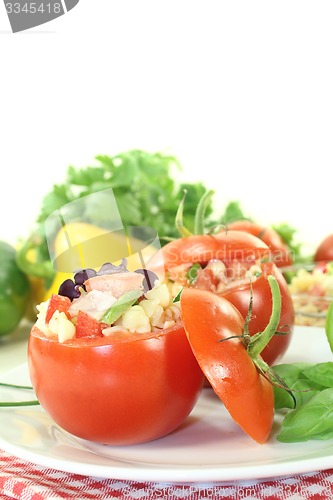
[
  {"x1": 45, "y1": 294, "x2": 71, "y2": 323},
  {"x1": 148, "y1": 230, "x2": 270, "y2": 279},
  {"x1": 227, "y1": 220, "x2": 293, "y2": 267},
  {"x1": 180, "y1": 288, "x2": 274, "y2": 444},
  {"x1": 314, "y1": 233, "x2": 333, "y2": 262},
  {"x1": 221, "y1": 262, "x2": 294, "y2": 365},
  {"x1": 28, "y1": 324, "x2": 204, "y2": 445},
  {"x1": 75, "y1": 311, "x2": 106, "y2": 338}
]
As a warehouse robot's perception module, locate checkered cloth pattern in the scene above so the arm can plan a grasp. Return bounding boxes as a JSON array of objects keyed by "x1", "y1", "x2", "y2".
[{"x1": 1, "y1": 448, "x2": 333, "y2": 499}]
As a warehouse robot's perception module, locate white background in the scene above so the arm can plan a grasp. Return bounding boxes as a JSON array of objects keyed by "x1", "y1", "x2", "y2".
[{"x1": 0, "y1": 1, "x2": 332, "y2": 256}]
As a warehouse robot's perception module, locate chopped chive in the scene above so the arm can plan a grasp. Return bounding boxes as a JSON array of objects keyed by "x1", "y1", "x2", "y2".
[
  {"x1": 0, "y1": 383, "x2": 34, "y2": 390},
  {"x1": 0, "y1": 400, "x2": 40, "y2": 407}
]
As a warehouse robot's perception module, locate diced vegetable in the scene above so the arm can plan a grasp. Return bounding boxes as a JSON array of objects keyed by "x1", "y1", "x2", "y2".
[
  {"x1": 75, "y1": 311, "x2": 106, "y2": 338},
  {"x1": 100, "y1": 290, "x2": 143, "y2": 325},
  {"x1": 45, "y1": 294, "x2": 71, "y2": 323}
]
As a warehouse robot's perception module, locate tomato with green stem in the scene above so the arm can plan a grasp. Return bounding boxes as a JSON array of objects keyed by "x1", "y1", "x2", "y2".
[
  {"x1": 148, "y1": 191, "x2": 270, "y2": 281},
  {"x1": 180, "y1": 275, "x2": 282, "y2": 444},
  {"x1": 148, "y1": 190, "x2": 294, "y2": 366},
  {"x1": 221, "y1": 262, "x2": 294, "y2": 365}
]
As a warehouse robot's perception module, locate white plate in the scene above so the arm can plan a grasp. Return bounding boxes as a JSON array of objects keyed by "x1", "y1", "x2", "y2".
[{"x1": 0, "y1": 326, "x2": 332, "y2": 483}]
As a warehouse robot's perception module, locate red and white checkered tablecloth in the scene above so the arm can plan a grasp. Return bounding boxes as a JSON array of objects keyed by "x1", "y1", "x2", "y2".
[{"x1": 1, "y1": 448, "x2": 333, "y2": 500}]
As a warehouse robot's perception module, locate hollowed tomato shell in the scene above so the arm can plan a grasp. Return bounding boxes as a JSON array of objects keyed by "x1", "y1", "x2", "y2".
[{"x1": 28, "y1": 324, "x2": 204, "y2": 445}]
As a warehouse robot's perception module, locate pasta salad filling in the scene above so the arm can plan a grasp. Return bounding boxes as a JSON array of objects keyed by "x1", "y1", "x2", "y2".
[
  {"x1": 35, "y1": 262, "x2": 181, "y2": 343},
  {"x1": 286, "y1": 262, "x2": 333, "y2": 326},
  {"x1": 34, "y1": 258, "x2": 267, "y2": 343}
]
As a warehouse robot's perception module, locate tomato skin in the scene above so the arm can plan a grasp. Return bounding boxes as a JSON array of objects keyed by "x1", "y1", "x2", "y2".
[
  {"x1": 227, "y1": 220, "x2": 293, "y2": 267},
  {"x1": 148, "y1": 231, "x2": 269, "y2": 278},
  {"x1": 221, "y1": 262, "x2": 294, "y2": 365},
  {"x1": 314, "y1": 234, "x2": 333, "y2": 262},
  {"x1": 28, "y1": 324, "x2": 204, "y2": 445},
  {"x1": 180, "y1": 288, "x2": 274, "y2": 444}
]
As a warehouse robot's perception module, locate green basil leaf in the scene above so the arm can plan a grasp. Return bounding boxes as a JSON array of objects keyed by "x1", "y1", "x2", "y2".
[
  {"x1": 326, "y1": 301, "x2": 333, "y2": 353},
  {"x1": 274, "y1": 378, "x2": 322, "y2": 410},
  {"x1": 273, "y1": 362, "x2": 313, "y2": 378},
  {"x1": 303, "y1": 362, "x2": 333, "y2": 388},
  {"x1": 273, "y1": 363, "x2": 319, "y2": 410},
  {"x1": 277, "y1": 388, "x2": 333, "y2": 442},
  {"x1": 172, "y1": 287, "x2": 183, "y2": 303},
  {"x1": 100, "y1": 290, "x2": 142, "y2": 325}
]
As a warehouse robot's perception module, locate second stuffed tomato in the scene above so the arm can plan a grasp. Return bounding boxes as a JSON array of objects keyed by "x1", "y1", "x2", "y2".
[{"x1": 148, "y1": 231, "x2": 295, "y2": 365}]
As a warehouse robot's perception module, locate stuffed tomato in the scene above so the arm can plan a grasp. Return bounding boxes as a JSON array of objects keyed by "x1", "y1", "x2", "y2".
[
  {"x1": 148, "y1": 232, "x2": 294, "y2": 365},
  {"x1": 28, "y1": 263, "x2": 204, "y2": 445}
]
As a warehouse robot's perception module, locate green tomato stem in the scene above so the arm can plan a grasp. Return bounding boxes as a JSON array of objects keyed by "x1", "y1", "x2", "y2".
[
  {"x1": 247, "y1": 275, "x2": 281, "y2": 359},
  {"x1": 194, "y1": 190, "x2": 215, "y2": 235},
  {"x1": 175, "y1": 190, "x2": 192, "y2": 238}
]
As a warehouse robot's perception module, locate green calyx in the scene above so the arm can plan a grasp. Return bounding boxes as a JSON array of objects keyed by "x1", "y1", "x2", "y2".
[
  {"x1": 244, "y1": 275, "x2": 295, "y2": 404},
  {"x1": 219, "y1": 275, "x2": 283, "y2": 360},
  {"x1": 194, "y1": 190, "x2": 215, "y2": 235},
  {"x1": 175, "y1": 190, "x2": 193, "y2": 238},
  {"x1": 247, "y1": 275, "x2": 281, "y2": 358},
  {"x1": 227, "y1": 275, "x2": 282, "y2": 356},
  {"x1": 175, "y1": 189, "x2": 215, "y2": 238}
]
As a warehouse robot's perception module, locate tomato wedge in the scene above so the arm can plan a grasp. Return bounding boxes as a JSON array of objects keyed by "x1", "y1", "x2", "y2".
[{"x1": 180, "y1": 288, "x2": 274, "y2": 444}]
